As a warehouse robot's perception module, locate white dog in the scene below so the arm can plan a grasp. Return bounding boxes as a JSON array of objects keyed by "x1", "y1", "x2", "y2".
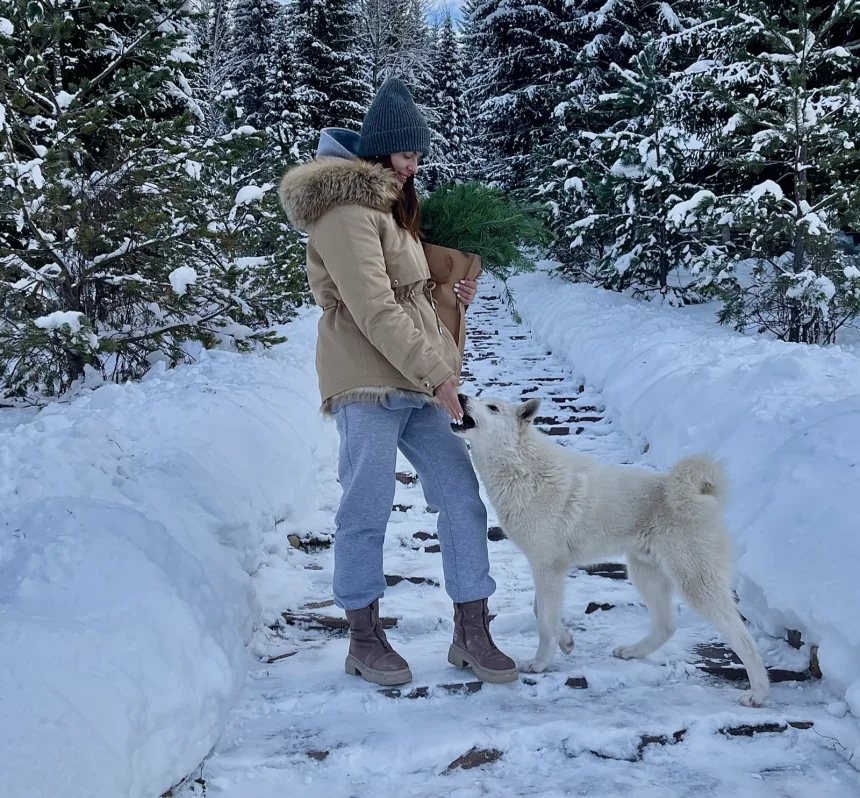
[{"x1": 452, "y1": 395, "x2": 769, "y2": 707}]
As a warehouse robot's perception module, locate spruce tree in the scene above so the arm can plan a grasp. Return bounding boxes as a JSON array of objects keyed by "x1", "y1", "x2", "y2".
[
  {"x1": 0, "y1": 0, "x2": 306, "y2": 403},
  {"x1": 423, "y1": 13, "x2": 470, "y2": 189},
  {"x1": 294, "y1": 0, "x2": 369, "y2": 132},
  {"x1": 586, "y1": 41, "x2": 721, "y2": 303},
  {"x1": 685, "y1": 0, "x2": 860, "y2": 342},
  {"x1": 358, "y1": 0, "x2": 434, "y2": 89},
  {"x1": 266, "y1": 2, "x2": 313, "y2": 157},
  {"x1": 533, "y1": 1, "x2": 715, "y2": 299},
  {"x1": 192, "y1": 0, "x2": 237, "y2": 138},
  {"x1": 464, "y1": 0, "x2": 578, "y2": 191},
  {"x1": 230, "y1": 0, "x2": 280, "y2": 128}
]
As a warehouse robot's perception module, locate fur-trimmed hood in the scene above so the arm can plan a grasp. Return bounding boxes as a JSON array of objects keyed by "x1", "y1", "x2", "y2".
[{"x1": 279, "y1": 157, "x2": 401, "y2": 232}]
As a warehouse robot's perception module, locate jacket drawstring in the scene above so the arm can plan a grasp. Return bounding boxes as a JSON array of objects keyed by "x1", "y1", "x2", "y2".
[
  {"x1": 324, "y1": 285, "x2": 443, "y2": 333},
  {"x1": 423, "y1": 284, "x2": 443, "y2": 333}
]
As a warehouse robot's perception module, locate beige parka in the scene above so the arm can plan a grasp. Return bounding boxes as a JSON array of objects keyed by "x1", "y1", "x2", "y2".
[{"x1": 279, "y1": 157, "x2": 461, "y2": 413}]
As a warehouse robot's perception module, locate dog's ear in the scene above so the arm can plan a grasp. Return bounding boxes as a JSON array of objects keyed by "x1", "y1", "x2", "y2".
[{"x1": 517, "y1": 398, "x2": 541, "y2": 424}]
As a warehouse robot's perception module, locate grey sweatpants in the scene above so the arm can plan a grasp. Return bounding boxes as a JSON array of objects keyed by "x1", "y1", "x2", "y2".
[{"x1": 333, "y1": 395, "x2": 496, "y2": 610}]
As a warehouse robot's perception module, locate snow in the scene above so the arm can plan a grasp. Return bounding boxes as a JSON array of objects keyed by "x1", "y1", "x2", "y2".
[
  {"x1": 191, "y1": 286, "x2": 860, "y2": 797},
  {"x1": 0, "y1": 17, "x2": 12, "y2": 36},
  {"x1": 667, "y1": 190, "x2": 715, "y2": 226},
  {"x1": 234, "y1": 256, "x2": 269, "y2": 269},
  {"x1": 55, "y1": 90, "x2": 76, "y2": 110},
  {"x1": 7, "y1": 277, "x2": 860, "y2": 796},
  {"x1": 233, "y1": 184, "x2": 268, "y2": 207},
  {"x1": 0, "y1": 310, "x2": 337, "y2": 798},
  {"x1": 34, "y1": 310, "x2": 85, "y2": 333},
  {"x1": 169, "y1": 265, "x2": 198, "y2": 295},
  {"x1": 185, "y1": 159, "x2": 203, "y2": 180},
  {"x1": 510, "y1": 269, "x2": 860, "y2": 718},
  {"x1": 168, "y1": 48, "x2": 196, "y2": 63},
  {"x1": 749, "y1": 180, "x2": 784, "y2": 203}
]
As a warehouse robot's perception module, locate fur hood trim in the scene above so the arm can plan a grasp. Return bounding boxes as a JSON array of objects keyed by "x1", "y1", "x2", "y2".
[
  {"x1": 279, "y1": 157, "x2": 401, "y2": 231},
  {"x1": 321, "y1": 387, "x2": 440, "y2": 416}
]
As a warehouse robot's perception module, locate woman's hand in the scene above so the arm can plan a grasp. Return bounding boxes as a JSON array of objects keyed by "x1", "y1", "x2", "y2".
[
  {"x1": 435, "y1": 374, "x2": 463, "y2": 422},
  {"x1": 454, "y1": 279, "x2": 478, "y2": 307}
]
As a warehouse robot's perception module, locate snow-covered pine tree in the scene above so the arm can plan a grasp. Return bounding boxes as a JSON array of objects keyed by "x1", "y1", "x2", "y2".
[
  {"x1": 422, "y1": 12, "x2": 471, "y2": 190},
  {"x1": 179, "y1": 128, "x2": 308, "y2": 355},
  {"x1": 464, "y1": 0, "x2": 578, "y2": 191},
  {"x1": 533, "y1": 1, "x2": 717, "y2": 298},
  {"x1": 266, "y1": 2, "x2": 313, "y2": 160},
  {"x1": 459, "y1": 0, "x2": 494, "y2": 181},
  {"x1": 358, "y1": 0, "x2": 434, "y2": 88},
  {"x1": 355, "y1": 0, "x2": 438, "y2": 155},
  {"x1": 0, "y1": 0, "x2": 306, "y2": 403},
  {"x1": 230, "y1": 0, "x2": 280, "y2": 129},
  {"x1": 294, "y1": 0, "x2": 369, "y2": 132},
  {"x1": 683, "y1": 0, "x2": 860, "y2": 343},
  {"x1": 583, "y1": 40, "x2": 725, "y2": 303},
  {"x1": 530, "y1": 0, "x2": 652, "y2": 283},
  {"x1": 192, "y1": 0, "x2": 238, "y2": 139},
  {"x1": 399, "y1": 0, "x2": 439, "y2": 121}
]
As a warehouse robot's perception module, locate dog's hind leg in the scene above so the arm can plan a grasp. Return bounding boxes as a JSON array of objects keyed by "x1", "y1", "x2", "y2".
[
  {"x1": 521, "y1": 565, "x2": 568, "y2": 672},
  {"x1": 613, "y1": 555, "x2": 675, "y2": 660},
  {"x1": 678, "y1": 573, "x2": 770, "y2": 707}
]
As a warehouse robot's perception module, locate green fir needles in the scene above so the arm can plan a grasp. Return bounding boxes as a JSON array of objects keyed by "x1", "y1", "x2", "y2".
[{"x1": 421, "y1": 183, "x2": 551, "y2": 281}]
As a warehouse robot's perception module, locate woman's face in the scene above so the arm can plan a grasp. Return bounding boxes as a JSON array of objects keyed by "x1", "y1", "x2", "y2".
[{"x1": 390, "y1": 152, "x2": 420, "y2": 185}]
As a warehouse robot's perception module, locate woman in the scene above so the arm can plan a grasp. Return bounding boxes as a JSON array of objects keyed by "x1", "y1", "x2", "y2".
[{"x1": 279, "y1": 78, "x2": 516, "y2": 687}]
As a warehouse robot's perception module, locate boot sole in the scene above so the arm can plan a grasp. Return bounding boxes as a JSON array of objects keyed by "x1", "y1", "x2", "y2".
[
  {"x1": 345, "y1": 655, "x2": 412, "y2": 686},
  {"x1": 448, "y1": 644, "x2": 519, "y2": 684}
]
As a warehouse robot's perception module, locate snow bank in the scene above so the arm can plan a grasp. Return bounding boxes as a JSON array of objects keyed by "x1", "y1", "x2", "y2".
[
  {"x1": 511, "y1": 271, "x2": 860, "y2": 716},
  {"x1": 0, "y1": 309, "x2": 336, "y2": 798}
]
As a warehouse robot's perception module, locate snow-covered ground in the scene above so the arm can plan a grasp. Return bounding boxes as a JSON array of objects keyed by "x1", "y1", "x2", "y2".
[
  {"x1": 0, "y1": 310, "x2": 336, "y2": 798},
  {"x1": 192, "y1": 286, "x2": 860, "y2": 797},
  {"x1": 511, "y1": 269, "x2": 860, "y2": 723},
  {"x1": 4, "y1": 276, "x2": 860, "y2": 797}
]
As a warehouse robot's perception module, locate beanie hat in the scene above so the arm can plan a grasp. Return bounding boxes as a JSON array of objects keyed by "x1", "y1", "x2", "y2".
[
  {"x1": 315, "y1": 128, "x2": 360, "y2": 160},
  {"x1": 358, "y1": 78, "x2": 431, "y2": 159}
]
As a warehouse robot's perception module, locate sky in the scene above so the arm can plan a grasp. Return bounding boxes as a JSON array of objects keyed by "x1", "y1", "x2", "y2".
[{"x1": 429, "y1": 1, "x2": 463, "y2": 24}]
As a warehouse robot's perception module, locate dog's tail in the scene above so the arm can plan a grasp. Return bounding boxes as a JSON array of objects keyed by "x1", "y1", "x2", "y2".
[{"x1": 666, "y1": 455, "x2": 726, "y2": 514}]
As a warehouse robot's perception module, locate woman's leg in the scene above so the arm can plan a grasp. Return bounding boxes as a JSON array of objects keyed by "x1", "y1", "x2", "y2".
[
  {"x1": 398, "y1": 404, "x2": 517, "y2": 683},
  {"x1": 334, "y1": 401, "x2": 413, "y2": 686},
  {"x1": 397, "y1": 403, "x2": 495, "y2": 603},
  {"x1": 333, "y1": 401, "x2": 406, "y2": 610}
]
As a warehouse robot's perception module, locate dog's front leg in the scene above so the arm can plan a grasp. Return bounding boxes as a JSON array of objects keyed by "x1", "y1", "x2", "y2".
[{"x1": 521, "y1": 565, "x2": 567, "y2": 673}]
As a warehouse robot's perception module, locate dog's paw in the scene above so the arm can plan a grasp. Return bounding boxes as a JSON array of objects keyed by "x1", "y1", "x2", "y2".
[
  {"x1": 558, "y1": 630, "x2": 575, "y2": 656},
  {"x1": 613, "y1": 645, "x2": 640, "y2": 660},
  {"x1": 739, "y1": 690, "x2": 767, "y2": 708},
  {"x1": 519, "y1": 658, "x2": 549, "y2": 674}
]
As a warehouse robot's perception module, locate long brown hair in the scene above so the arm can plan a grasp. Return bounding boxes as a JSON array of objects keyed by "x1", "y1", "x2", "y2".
[{"x1": 369, "y1": 155, "x2": 422, "y2": 240}]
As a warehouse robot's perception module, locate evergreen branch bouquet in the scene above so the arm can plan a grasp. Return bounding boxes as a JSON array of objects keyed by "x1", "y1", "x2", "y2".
[{"x1": 421, "y1": 182, "x2": 552, "y2": 281}]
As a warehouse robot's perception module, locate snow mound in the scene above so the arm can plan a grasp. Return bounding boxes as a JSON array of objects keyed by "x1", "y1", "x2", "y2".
[
  {"x1": 34, "y1": 309, "x2": 85, "y2": 332},
  {"x1": 0, "y1": 309, "x2": 336, "y2": 798},
  {"x1": 511, "y1": 271, "x2": 860, "y2": 717},
  {"x1": 168, "y1": 265, "x2": 198, "y2": 295}
]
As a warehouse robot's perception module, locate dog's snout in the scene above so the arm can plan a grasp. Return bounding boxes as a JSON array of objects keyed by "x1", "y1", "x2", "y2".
[{"x1": 457, "y1": 394, "x2": 468, "y2": 410}]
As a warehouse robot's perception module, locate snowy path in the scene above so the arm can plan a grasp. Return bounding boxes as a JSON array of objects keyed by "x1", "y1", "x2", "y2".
[{"x1": 186, "y1": 287, "x2": 860, "y2": 798}]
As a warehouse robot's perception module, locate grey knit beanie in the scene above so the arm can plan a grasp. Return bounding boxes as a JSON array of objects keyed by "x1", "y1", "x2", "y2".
[{"x1": 358, "y1": 78, "x2": 431, "y2": 158}]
